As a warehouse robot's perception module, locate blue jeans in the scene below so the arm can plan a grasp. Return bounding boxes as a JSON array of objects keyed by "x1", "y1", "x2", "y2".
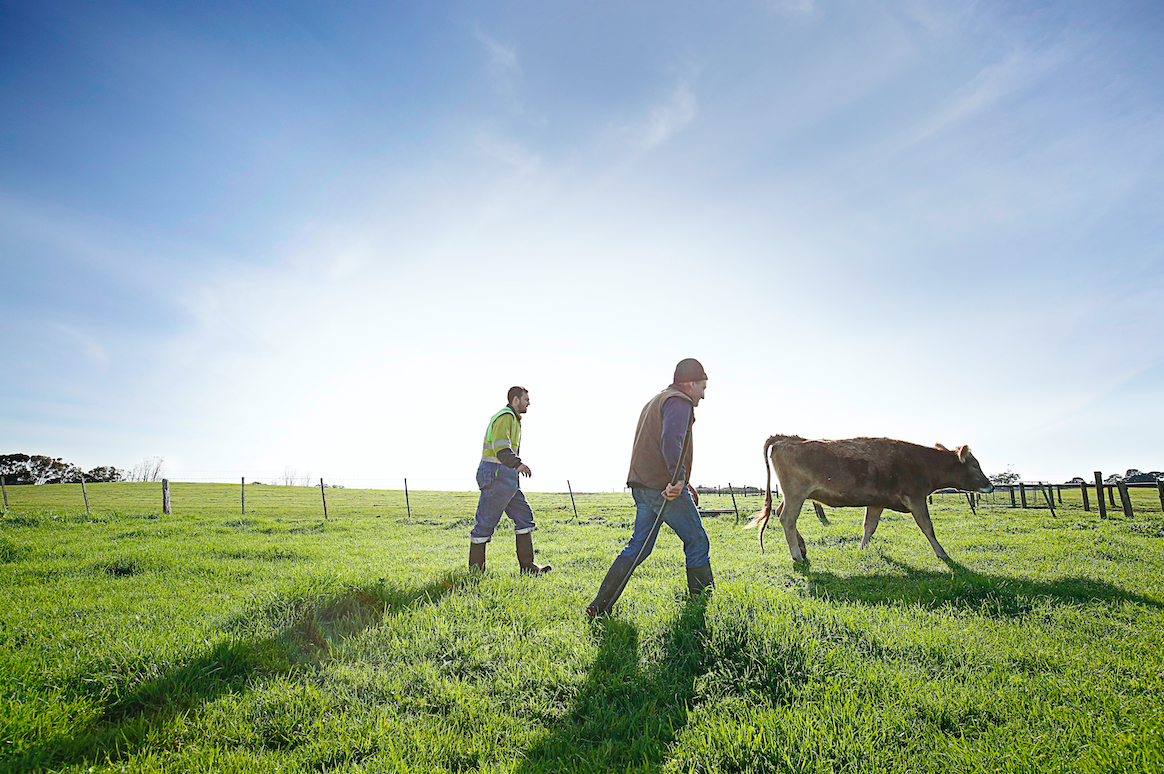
[
  {"x1": 470, "y1": 461, "x2": 535, "y2": 543},
  {"x1": 618, "y1": 487, "x2": 710, "y2": 568}
]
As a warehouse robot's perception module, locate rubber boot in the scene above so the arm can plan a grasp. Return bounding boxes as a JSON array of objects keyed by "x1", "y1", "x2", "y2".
[
  {"x1": 515, "y1": 533, "x2": 551, "y2": 575},
  {"x1": 469, "y1": 542, "x2": 486, "y2": 571},
  {"x1": 586, "y1": 555, "x2": 637, "y2": 617},
  {"x1": 686, "y1": 563, "x2": 714, "y2": 597}
]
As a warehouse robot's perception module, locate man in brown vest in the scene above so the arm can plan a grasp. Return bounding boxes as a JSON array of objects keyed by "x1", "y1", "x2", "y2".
[{"x1": 586, "y1": 358, "x2": 714, "y2": 617}]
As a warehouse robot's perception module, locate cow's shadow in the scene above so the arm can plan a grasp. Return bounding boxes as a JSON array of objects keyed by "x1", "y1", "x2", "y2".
[
  {"x1": 795, "y1": 555, "x2": 1163, "y2": 616},
  {"x1": 514, "y1": 595, "x2": 710, "y2": 774},
  {"x1": 15, "y1": 573, "x2": 471, "y2": 772}
]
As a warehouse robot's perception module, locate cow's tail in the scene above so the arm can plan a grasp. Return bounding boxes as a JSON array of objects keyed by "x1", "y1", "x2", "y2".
[{"x1": 745, "y1": 436, "x2": 778, "y2": 552}]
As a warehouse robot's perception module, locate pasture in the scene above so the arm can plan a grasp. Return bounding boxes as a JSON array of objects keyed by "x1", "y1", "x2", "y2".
[{"x1": 2, "y1": 482, "x2": 1163, "y2": 773}]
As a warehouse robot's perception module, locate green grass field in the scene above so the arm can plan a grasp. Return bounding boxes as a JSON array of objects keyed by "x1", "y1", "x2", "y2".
[{"x1": 2, "y1": 482, "x2": 1163, "y2": 773}]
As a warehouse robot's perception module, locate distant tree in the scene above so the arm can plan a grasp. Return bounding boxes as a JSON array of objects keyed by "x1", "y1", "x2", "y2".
[
  {"x1": 0, "y1": 454, "x2": 80, "y2": 484},
  {"x1": 85, "y1": 466, "x2": 124, "y2": 483},
  {"x1": 1067, "y1": 476, "x2": 1086, "y2": 484},
  {"x1": 989, "y1": 466, "x2": 1021, "y2": 485},
  {"x1": 126, "y1": 457, "x2": 165, "y2": 483},
  {"x1": 279, "y1": 467, "x2": 312, "y2": 486}
]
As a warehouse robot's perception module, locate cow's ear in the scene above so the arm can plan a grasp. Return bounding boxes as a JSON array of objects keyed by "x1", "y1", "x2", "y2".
[
  {"x1": 935, "y1": 443, "x2": 948, "y2": 451},
  {"x1": 957, "y1": 445, "x2": 971, "y2": 463}
]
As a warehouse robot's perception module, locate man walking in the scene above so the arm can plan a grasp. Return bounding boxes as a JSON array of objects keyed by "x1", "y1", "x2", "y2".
[
  {"x1": 586, "y1": 358, "x2": 713, "y2": 617},
  {"x1": 469, "y1": 386, "x2": 552, "y2": 575}
]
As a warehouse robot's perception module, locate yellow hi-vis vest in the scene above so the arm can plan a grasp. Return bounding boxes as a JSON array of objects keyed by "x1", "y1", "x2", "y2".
[{"x1": 481, "y1": 406, "x2": 521, "y2": 465}]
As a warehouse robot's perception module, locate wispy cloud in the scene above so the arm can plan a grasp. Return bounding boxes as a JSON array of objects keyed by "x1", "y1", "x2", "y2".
[
  {"x1": 474, "y1": 29, "x2": 520, "y2": 86},
  {"x1": 619, "y1": 78, "x2": 698, "y2": 151},
  {"x1": 908, "y1": 47, "x2": 1061, "y2": 146}
]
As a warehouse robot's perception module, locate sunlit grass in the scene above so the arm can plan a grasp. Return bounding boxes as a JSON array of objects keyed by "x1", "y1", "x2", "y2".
[{"x1": 2, "y1": 483, "x2": 1163, "y2": 772}]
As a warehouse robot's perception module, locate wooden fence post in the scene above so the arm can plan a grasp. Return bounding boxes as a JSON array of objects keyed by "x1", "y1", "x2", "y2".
[
  {"x1": 1081, "y1": 481, "x2": 1090, "y2": 512},
  {"x1": 1094, "y1": 472, "x2": 1106, "y2": 519},
  {"x1": 1108, "y1": 485, "x2": 1117, "y2": 508},
  {"x1": 567, "y1": 480, "x2": 578, "y2": 522},
  {"x1": 1056, "y1": 485, "x2": 1062, "y2": 505},
  {"x1": 241, "y1": 477, "x2": 246, "y2": 516},
  {"x1": 320, "y1": 478, "x2": 328, "y2": 519},
  {"x1": 80, "y1": 475, "x2": 91, "y2": 515},
  {"x1": 1116, "y1": 482, "x2": 1133, "y2": 519},
  {"x1": 1, "y1": 475, "x2": 7, "y2": 513},
  {"x1": 1009, "y1": 486, "x2": 1016, "y2": 507},
  {"x1": 404, "y1": 478, "x2": 411, "y2": 519},
  {"x1": 1158, "y1": 479, "x2": 1164, "y2": 513},
  {"x1": 965, "y1": 493, "x2": 977, "y2": 515},
  {"x1": 1019, "y1": 483, "x2": 1028, "y2": 508},
  {"x1": 728, "y1": 482, "x2": 740, "y2": 523},
  {"x1": 1041, "y1": 484, "x2": 1056, "y2": 518},
  {"x1": 162, "y1": 479, "x2": 171, "y2": 515}
]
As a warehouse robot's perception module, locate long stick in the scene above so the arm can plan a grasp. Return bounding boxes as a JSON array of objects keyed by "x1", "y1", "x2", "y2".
[
  {"x1": 567, "y1": 480, "x2": 579, "y2": 522},
  {"x1": 610, "y1": 410, "x2": 695, "y2": 603},
  {"x1": 320, "y1": 478, "x2": 329, "y2": 519}
]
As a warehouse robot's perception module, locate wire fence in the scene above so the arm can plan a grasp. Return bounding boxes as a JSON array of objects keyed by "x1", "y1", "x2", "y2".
[{"x1": 3, "y1": 476, "x2": 1162, "y2": 526}]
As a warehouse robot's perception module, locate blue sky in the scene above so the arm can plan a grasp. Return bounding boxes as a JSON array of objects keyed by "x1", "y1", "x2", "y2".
[{"x1": 3, "y1": 0, "x2": 1162, "y2": 491}]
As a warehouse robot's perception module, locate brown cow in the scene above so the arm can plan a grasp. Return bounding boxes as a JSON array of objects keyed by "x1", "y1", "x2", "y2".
[{"x1": 746, "y1": 434, "x2": 993, "y2": 561}]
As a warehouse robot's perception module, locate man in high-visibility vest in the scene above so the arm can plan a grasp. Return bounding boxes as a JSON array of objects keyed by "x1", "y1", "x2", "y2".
[{"x1": 469, "y1": 386, "x2": 552, "y2": 574}]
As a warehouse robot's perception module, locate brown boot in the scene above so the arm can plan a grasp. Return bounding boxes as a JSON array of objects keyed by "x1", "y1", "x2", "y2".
[
  {"x1": 469, "y1": 541, "x2": 486, "y2": 571},
  {"x1": 515, "y1": 533, "x2": 551, "y2": 575}
]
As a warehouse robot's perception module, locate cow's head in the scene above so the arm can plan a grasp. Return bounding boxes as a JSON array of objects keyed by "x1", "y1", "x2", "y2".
[{"x1": 954, "y1": 445, "x2": 993, "y2": 493}]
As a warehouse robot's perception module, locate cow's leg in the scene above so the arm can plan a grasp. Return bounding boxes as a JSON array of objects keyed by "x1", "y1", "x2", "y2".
[
  {"x1": 778, "y1": 495, "x2": 807, "y2": 562},
  {"x1": 909, "y1": 501, "x2": 948, "y2": 559},
  {"x1": 860, "y1": 507, "x2": 883, "y2": 549}
]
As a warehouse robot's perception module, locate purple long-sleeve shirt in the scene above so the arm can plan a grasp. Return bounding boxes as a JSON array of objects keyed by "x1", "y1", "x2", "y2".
[{"x1": 661, "y1": 395, "x2": 693, "y2": 482}]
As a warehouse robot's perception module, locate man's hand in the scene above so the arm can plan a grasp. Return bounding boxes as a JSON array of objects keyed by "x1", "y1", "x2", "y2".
[
  {"x1": 663, "y1": 480, "x2": 685, "y2": 500},
  {"x1": 688, "y1": 483, "x2": 699, "y2": 506},
  {"x1": 517, "y1": 464, "x2": 532, "y2": 477}
]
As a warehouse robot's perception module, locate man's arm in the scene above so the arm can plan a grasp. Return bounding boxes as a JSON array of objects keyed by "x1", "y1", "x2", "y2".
[{"x1": 660, "y1": 396, "x2": 692, "y2": 497}]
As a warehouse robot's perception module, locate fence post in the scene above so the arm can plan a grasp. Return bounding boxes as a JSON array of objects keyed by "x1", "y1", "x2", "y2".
[
  {"x1": 404, "y1": 478, "x2": 411, "y2": 519},
  {"x1": 80, "y1": 475, "x2": 91, "y2": 515},
  {"x1": 1041, "y1": 484, "x2": 1056, "y2": 518},
  {"x1": 728, "y1": 482, "x2": 739, "y2": 523},
  {"x1": 567, "y1": 480, "x2": 579, "y2": 522},
  {"x1": 163, "y1": 479, "x2": 171, "y2": 515},
  {"x1": 1, "y1": 475, "x2": 7, "y2": 513},
  {"x1": 1009, "y1": 486, "x2": 1016, "y2": 507},
  {"x1": 965, "y1": 492, "x2": 977, "y2": 515},
  {"x1": 1081, "y1": 481, "x2": 1090, "y2": 512},
  {"x1": 320, "y1": 478, "x2": 328, "y2": 519},
  {"x1": 1094, "y1": 472, "x2": 1106, "y2": 519},
  {"x1": 1158, "y1": 479, "x2": 1164, "y2": 513},
  {"x1": 1019, "y1": 483, "x2": 1027, "y2": 508},
  {"x1": 1056, "y1": 485, "x2": 1062, "y2": 505},
  {"x1": 1116, "y1": 482, "x2": 1133, "y2": 519},
  {"x1": 1108, "y1": 484, "x2": 1117, "y2": 509},
  {"x1": 241, "y1": 477, "x2": 246, "y2": 516}
]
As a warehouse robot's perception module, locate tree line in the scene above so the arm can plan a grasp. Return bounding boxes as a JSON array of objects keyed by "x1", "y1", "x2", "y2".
[{"x1": 0, "y1": 454, "x2": 166, "y2": 485}]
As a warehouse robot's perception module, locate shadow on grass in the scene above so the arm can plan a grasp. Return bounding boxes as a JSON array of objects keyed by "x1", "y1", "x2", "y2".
[
  {"x1": 515, "y1": 595, "x2": 710, "y2": 774},
  {"x1": 796, "y1": 556, "x2": 1164, "y2": 616},
  {"x1": 10, "y1": 571, "x2": 475, "y2": 772}
]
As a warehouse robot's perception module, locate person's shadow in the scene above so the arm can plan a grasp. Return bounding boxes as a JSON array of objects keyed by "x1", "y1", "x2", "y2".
[
  {"x1": 795, "y1": 555, "x2": 1163, "y2": 616},
  {"x1": 516, "y1": 595, "x2": 710, "y2": 773},
  {"x1": 12, "y1": 573, "x2": 471, "y2": 772}
]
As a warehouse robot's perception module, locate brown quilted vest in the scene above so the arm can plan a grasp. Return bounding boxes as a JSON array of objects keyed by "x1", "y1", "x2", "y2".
[{"x1": 626, "y1": 387, "x2": 695, "y2": 489}]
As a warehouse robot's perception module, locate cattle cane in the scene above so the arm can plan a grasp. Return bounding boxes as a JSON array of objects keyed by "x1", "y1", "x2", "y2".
[{"x1": 609, "y1": 412, "x2": 695, "y2": 605}]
